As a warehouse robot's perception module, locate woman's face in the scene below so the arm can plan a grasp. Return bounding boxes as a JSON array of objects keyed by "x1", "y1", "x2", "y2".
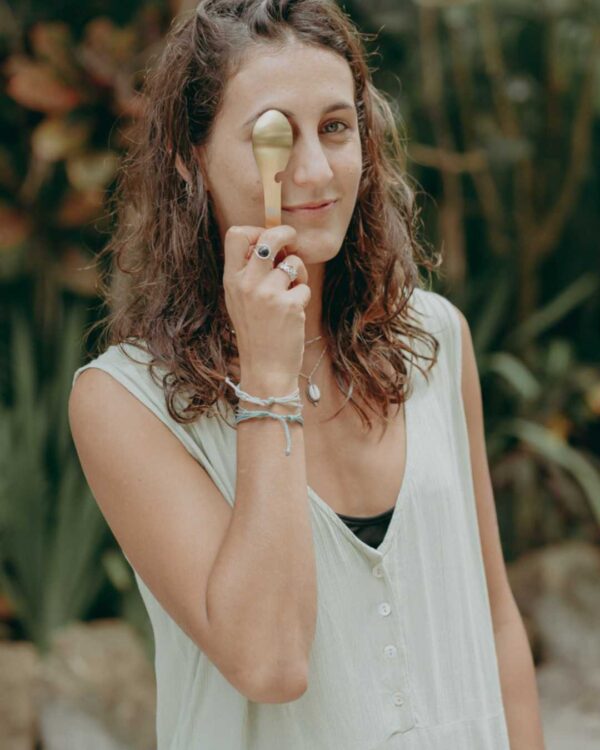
[{"x1": 197, "y1": 40, "x2": 363, "y2": 264}]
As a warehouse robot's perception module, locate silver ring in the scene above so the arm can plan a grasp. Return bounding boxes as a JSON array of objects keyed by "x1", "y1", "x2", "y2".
[
  {"x1": 276, "y1": 261, "x2": 298, "y2": 283},
  {"x1": 254, "y1": 243, "x2": 273, "y2": 260}
]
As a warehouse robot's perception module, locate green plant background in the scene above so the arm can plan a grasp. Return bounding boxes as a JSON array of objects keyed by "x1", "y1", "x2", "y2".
[{"x1": 0, "y1": 0, "x2": 598, "y2": 658}]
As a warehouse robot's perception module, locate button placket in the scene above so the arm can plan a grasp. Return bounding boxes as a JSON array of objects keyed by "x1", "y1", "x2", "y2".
[
  {"x1": 372, "y1": 581, "x2": 415, "y2": 731},
  {"x1": 375, "y1": 600, "x2": 401, "y2": 690}
]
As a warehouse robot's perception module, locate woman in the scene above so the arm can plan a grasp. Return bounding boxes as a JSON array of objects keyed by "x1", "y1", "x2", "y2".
[{"x1": 69, "y1": 1, "x2": 544, "y2": 748}]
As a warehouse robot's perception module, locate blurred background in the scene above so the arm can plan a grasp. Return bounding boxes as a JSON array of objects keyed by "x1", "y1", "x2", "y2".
[{"x1": 0, "y1": 0, "x2": 598, "y2": 748}]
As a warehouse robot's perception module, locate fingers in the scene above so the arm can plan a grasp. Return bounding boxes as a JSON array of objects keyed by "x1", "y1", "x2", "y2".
[
  {"x1": 223, "y1": 224, "x2": 308, "y2": 288},
  {"x1": 222, "y1": 226, "x2": 263, "y2": 277},
  {"x1": 241, "y1": 225, "x2": 297, "y2": 282},
  {"x1": 285, "y1": 280, "x2": 312, "y2": 310},
  {"x1": 269, "y1": 254, "x2": 308, "y2": 290}
]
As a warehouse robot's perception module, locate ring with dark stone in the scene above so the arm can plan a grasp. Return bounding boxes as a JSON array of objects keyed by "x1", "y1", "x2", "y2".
[{"x1": 254, "y1": 243, "x2": 273, "y2": 260}]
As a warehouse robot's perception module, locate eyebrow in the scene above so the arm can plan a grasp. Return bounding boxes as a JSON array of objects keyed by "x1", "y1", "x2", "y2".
[{"x1": 243, "y1": 100, "x2": 356, "y2": 128}]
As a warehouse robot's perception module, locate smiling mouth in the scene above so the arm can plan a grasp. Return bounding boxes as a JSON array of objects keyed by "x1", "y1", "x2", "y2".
[{"x1": 282, "y1": 200, "x2": 337, "y2": 212}]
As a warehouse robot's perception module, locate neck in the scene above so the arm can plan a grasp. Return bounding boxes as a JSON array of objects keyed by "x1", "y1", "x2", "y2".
[{"x1": 302, "y1": 257, "x2": 326, "y2": 343}]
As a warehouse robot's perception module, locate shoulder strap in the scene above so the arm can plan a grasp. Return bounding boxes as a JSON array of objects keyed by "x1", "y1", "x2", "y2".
[{"x1": 411, "y1": 287, "x2": 462, "y2": 394}]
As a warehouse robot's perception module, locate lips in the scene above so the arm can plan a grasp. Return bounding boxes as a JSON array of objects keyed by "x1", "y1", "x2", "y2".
[{"x1": 283, "y1": 199, "x2": 337, "y2": 211}]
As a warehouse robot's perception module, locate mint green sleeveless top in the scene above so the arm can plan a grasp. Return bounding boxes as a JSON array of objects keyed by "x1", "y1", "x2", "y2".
[{"x1": 71, "y1": 287, "x2": 510, "y2": 750}]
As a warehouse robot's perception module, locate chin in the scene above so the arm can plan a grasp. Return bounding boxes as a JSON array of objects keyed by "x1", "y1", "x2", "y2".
[{"x1": 288, "y1": 231, "x2": 344, "y2": 262}]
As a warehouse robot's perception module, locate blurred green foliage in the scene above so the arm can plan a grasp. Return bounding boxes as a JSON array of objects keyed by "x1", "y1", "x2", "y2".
[
  {"x1": 0, "y1": 0, "x2": 176, "y2": 647},
  {"x1": 0, "y1": 0, "x2": 598, "y2": 649},
  {"x1": 347, "y1": 0, "x2": 600, "y2": 557},
  {"x1": 0, "y1": 304, "x2": 110, "y2": 651}
]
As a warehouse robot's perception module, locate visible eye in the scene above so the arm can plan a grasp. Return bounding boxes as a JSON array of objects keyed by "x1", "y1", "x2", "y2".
[{"x1": 322, "y1": 120, "x2": 350, "y2": 135}]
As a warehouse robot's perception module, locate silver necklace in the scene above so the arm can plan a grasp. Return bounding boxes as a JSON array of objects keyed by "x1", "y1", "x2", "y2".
[
  {"x1": 230, "y1": 327, "x2": 327, "y2": 406},
  {"x1": 302, "y1": 334, "x2": 354, "y2": 406},
  {"x1": 300, "y1": 337, "x2": 327, "y2": 406},
  {"x1": 228, "y1": 328, "x2": 322, "y2": 347},
  {"x1": 305, "y1": 334, "x2": 322, "y2": 346}
]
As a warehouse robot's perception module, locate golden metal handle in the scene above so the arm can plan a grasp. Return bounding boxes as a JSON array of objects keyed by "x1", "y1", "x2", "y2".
[{"x1": 252, "y1": 110, "x2": 293, "y2": 228}]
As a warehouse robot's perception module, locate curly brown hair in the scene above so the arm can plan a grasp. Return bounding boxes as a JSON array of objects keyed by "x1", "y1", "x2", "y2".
[{"x1": 88, "y1": 0, "x2": 443, "y2": 432}]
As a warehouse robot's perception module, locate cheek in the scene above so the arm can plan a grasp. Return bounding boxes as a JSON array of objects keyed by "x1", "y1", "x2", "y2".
[
  {"x1": 338, "y1": 161, "x2": 362, "y2": 205},
  {"x1": 336, "y1": 149, "x2": 362, "y2": 187},
  {"x1": 211, "y1": 157, "x2": 262, "y2": 213}
]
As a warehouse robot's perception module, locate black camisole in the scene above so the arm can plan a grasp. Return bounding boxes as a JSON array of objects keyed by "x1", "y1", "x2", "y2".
[{"x1": 335, "y1": 505, "x2": 396, "y2": 549}]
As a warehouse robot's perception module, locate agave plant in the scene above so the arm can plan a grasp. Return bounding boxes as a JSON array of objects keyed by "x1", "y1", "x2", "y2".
[
  {"x1": 465, "y1": 269, "x2": 600, "y2": 557},
  {"x1": 0, "y1": 303, "x2": 112, "y2": 652}
]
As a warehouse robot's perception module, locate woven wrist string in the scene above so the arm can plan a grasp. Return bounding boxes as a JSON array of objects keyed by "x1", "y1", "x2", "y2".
[{"x1": 224, "y1": 377, "x2": 304, "y2": 456}]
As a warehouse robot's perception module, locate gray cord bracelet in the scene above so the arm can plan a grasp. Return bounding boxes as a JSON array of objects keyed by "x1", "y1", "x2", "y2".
[{"x1": 224, "y1": 377, "x2": 304, "y2": 456}]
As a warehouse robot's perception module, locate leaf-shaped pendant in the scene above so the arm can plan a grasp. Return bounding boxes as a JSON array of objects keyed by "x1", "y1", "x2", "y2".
[{"x1": 307, "y1": 382, "x2": 321, "y2": 406}]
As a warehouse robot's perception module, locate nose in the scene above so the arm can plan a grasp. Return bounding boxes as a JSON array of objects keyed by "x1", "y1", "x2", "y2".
[{"x1": 281, "y1": 132, "x2": 334, "y2": 188}]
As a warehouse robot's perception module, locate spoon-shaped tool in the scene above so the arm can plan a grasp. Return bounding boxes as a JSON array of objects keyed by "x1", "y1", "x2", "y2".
[{"x1": 252, "y1": 109, "x2": 293, "y2": 228}]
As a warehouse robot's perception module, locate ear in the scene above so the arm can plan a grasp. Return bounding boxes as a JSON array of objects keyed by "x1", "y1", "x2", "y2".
[
  {"x1": 193, "y1": 145, "x2": 210, "y2": 192},
  {"x1": 175, "y1": 147, "x2": 211, "y2": 193},
  {"x1": 174, "y1": 152, "x2": 192, "y2": 183}
]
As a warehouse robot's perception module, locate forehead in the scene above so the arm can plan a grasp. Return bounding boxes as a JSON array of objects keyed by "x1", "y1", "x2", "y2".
[{"x1": 221, "y1": 41, "x2": 356, "y2": 117}]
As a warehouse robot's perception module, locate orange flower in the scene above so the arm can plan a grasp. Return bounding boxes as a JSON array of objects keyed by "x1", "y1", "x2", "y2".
[
  {"x1": 57, "y1": 190, "x2": 105, "y2": 227},
  {"x1": 545, "y1": 413, "x2": 573, "y2": 440},
  {"x1": 0, "y1": 204, "x2": 31, "y2": 249},
  {"x1": 5, "y1": 56, "x2": 81, "y2": 114}
]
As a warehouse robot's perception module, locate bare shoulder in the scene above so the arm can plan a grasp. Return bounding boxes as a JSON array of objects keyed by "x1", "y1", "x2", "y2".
[{"x1": 67, "y1": 366, "x2": 265, "y2": 694}]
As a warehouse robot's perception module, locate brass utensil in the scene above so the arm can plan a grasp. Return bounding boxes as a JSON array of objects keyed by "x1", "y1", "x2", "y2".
[{"x1": 252, "y1": 110, "x2": 293, "y2": 228}]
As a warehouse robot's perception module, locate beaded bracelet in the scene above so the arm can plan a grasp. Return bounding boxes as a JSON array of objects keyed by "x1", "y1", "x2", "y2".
[{"x1": 224, "y1": 376, "x2": 304, "y2": 456}]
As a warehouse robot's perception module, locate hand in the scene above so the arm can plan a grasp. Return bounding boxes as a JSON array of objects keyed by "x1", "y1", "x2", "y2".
[{"x1": 222, "y1": 225, "x2": 311, "y2": 384}]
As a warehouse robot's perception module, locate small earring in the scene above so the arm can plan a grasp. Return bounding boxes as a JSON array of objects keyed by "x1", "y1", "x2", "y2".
[{"x1": 185, "y1": 179, "x2": 194, "y2": 199}]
